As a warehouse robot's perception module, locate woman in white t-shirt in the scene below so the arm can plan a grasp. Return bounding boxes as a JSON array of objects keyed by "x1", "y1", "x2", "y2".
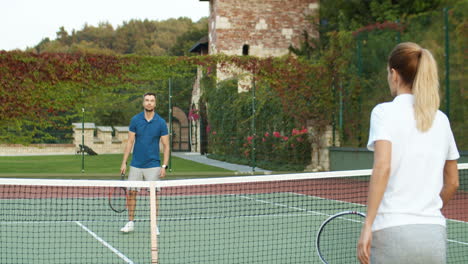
[{"x1": 357, "y1": 42, "x2": 459, "y2": 264}]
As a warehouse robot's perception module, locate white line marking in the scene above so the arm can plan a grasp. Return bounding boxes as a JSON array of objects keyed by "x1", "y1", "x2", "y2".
[
  {"x1": 238, "y1": 195, "x2": 331, "y2": 217},
  {"x1": 74, "y1": 221, "x2": 134, "y2": 264},
  {"x1": 238, "y1": 193, "x2": 468, "y2": 247},
  {"x1": 447, "y1": 239, "x2": 468, "y2": 246}
]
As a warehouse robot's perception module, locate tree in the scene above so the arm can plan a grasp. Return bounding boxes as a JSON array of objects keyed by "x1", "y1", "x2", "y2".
[
  {"x1": 319, "y1": 0, "x2": 442, "y2": 33},
  {"x1": 33, "y1": 37, "x2": 51, "y2": 53},
  {"x1": 56, "y1": 26, "x2": 71, "y2": 46},
  {"x1": 75, "y1": 23, "x2": 115, "y2": 50},
  {"x1": 29, "y1": 17, "x2": 208, "y2": 56},
  {"x1": 169, "y1": 23, "x2": 208, "y2": 56}
]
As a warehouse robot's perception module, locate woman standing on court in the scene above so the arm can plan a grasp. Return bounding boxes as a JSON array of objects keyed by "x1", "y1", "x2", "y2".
[{"x1": 357, "y1": 42, "x2": 459, "y2": 264}]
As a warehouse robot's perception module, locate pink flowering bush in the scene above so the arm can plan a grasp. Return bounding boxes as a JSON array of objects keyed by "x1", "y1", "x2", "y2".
[
  {"x1": 188, "y1": 109, "x2": 200, "y2": 121},
  {"x1": 205, "y1": 79, "x2": 311, "y2": 171}
]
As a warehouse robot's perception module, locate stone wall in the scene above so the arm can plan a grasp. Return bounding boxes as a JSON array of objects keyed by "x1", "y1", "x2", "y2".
[
  {"x1": 72, "y1": 123, "x2": 129, "y2": 154},
  {"x1": 0, "y1": 123, "x2": 129, "y2": 156},
  {"x1": 205, "y1": 0, "x2": 320, "y2": 88},
  {"x1": 0, "y1": 144, "x2": 76, "y2": 156},
  {"x1": 208, "y1": 0, "x2": 319, "y2": 57},
  {"x1": 306, "y1": 125, "x2": 340, "y2": 172}
]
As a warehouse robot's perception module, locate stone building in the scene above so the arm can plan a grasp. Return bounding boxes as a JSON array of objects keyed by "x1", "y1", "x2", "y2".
[
  {"x1": 200, "y1": 0, "x2": 319, "y2": 57},
  {"x1": 196, "y1": 0, "x2": 319, "y2": 90},
  {"x1": 189, "y1": 1, "x2": 338, "y2": 171}
]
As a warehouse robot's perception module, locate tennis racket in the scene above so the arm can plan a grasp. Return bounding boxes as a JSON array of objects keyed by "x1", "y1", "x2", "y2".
[
  {"x1": 316, "y1": 211, "x2": 366, "y2": 264},
  {"x1": 108, "y1": 173, "x2": 128, "y2": 213}
]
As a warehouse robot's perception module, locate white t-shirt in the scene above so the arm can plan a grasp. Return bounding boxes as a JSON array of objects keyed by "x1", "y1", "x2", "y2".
[{"x1": 367, "y1": 94, "x2": 459, "y2": 231}]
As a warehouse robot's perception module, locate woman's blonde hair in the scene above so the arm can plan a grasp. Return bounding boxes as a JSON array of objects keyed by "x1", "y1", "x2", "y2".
[{"x1": 388, "y1": 42, "x2": 440, "y2": 132}]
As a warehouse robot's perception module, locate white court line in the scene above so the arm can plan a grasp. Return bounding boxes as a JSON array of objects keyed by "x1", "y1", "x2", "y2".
[
  {"x1": 238, "y1": 193, "x2": 468, "y2": 247},
  {"x1": 74, "y1": 221, "x2": 135, "y2": 264},
  {"x1": 447, "y1": 239, "x2": 468, "y2": 246},
  {"x1": 238, "y1": 194, "x2": 332, "y2": 218},
  {"x1": 159, "y1": 214, "x2": 314, "y2": 221},
  {"x1": 1, "y1": 219, "x2": 129, "y2": 224}
]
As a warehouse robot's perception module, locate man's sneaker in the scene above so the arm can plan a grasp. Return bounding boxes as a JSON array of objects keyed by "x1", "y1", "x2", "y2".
[{"x1": 120, "y1": 221, "x2": 134, "y2": 233}]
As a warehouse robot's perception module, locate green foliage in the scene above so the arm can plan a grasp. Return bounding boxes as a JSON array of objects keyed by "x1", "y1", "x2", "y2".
[
  {"x1": 313, "y1": 2, "x2": 467, "y2": 149},
  {"x1": 319, "y1": 0, "x2": 442, "y2": 32},
  {"x1": 0, "y1": 51, "x2": 131, "y2": 143},
  {"x1": 199, "y1": 56, "x2": 325, "y2": 171},
  {"x1": 31, "y1": 18, "x2": 208, "y2": 56},
  {"x1": 0, "y1": 52, "x2": 198, "y2": 144},
  {"x1": 203, "y1": 77, "x2": 313, "y2": 171},
  {"x1": 169, "y1": 18, "x2": 208, "y2": 56}
]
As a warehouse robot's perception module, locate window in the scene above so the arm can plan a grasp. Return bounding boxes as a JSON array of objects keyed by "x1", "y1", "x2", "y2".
[{"x1": 242, "y1": 44, "x2": 249, "y2": 56}]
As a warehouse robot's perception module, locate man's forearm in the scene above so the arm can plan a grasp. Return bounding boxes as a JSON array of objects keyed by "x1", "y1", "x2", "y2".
[
  {"x1": 160, "y1": 135, "x2": 170, "y2": 166},
  {"x1": 163, "y1": 147, "x2": 169, "y2": 166},
  {"x1": 121, "y1": 144, "x2": 133, "y2": 165}
]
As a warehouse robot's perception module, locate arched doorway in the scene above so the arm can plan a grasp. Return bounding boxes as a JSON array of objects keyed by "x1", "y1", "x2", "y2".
[{"x1": 171, "y1": 106, "x2": 190, "y2": 152}]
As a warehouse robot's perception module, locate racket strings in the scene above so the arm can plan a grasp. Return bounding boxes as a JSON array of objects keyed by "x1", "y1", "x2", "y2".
[
  {"x1": 318, "y1": 213, "x2": 364, "y2": 263},
  {"x1": 109, "y1": 187, "x2": 127, "y2": 213}
]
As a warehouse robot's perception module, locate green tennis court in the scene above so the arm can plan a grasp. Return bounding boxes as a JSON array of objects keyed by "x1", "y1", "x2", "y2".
[
  {"x1": 0, "y1": 194, "x2": 361, "y2": 263},
  {"x1": 1, "y1": 166, "x2": 467, "y2": 263}
]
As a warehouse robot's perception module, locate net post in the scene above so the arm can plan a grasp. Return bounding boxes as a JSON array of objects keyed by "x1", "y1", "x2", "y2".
[{"x1": 150, "y1": 181, "x2": 159, "y2": 264}]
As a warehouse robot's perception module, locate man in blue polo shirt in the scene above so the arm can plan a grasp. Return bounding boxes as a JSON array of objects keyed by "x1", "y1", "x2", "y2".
[{"x1": 119, "y1": 92, "x2": 169, "y2": 233}]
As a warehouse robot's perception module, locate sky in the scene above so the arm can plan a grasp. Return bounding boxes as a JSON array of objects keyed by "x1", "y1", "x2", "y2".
[{"x1": 0, "y1": 0, "x2": 209, "y2": 51}]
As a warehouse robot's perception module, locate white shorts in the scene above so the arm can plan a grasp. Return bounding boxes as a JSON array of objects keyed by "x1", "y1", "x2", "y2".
[
  {"x1": 128, "y1": 166, "x2": 161, "y2": 191},
  {"x1": 128, "y1": 166, "x2": 161, "y2": 181}
]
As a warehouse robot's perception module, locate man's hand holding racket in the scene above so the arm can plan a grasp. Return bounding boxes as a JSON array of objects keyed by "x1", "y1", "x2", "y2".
[
  {"x1": 120, "y1": 162, "x2": 127, "y2": 175},
  {"x1": 108, "y1": 173, "x2": 128, "y2": 213}
]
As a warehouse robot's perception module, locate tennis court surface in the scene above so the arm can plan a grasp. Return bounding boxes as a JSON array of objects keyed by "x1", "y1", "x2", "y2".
[{"x1": 1, "y1": 164, "x2": 467, "y2": 263}]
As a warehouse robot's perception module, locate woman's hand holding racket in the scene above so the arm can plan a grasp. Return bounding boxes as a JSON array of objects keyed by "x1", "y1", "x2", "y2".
[{"x1": 357, "y1": 224, "x2": 372, "y2": 264}]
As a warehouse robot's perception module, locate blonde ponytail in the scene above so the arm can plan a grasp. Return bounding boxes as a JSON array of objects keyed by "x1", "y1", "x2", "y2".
[{"x1": 412, "y1": 49, "x2": 440, "y2": 132}]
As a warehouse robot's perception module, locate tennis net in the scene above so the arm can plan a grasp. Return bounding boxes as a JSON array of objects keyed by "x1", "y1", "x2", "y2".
[{"x1": 0, "y1": 164, "x2": 467, "y2": 264}]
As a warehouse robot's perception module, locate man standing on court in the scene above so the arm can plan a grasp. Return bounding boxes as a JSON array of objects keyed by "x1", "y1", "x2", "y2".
[{"x1": 120, "y1": 92, "x2": 170, "y2": 233}]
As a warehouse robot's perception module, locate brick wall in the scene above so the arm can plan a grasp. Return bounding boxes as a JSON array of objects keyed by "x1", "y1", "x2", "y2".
[{"x1": 208, "y1": 0, "x2": 319, "y2": 57}]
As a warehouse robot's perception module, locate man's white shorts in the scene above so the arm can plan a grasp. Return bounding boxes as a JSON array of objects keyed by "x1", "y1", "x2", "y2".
[
  {"x1": 128, "y1": 166, "x2": 161, "y2": 191},
  {"x1": 128, "y1": 166, "x2": 161, "y2": 181}
]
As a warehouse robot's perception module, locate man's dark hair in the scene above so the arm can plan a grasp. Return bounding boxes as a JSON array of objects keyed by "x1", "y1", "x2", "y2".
[{"x1": 143, "y1": 92, "x2": 157, "y2": 100}]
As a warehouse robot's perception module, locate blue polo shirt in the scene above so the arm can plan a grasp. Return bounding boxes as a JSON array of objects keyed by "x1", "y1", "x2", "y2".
[{"x1": 129, "y1": 112, "x2": 168, "y2": 168}]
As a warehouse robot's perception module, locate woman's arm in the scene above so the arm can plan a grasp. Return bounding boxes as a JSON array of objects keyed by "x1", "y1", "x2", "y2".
[
  {"x1": 357, "y1": 140, "x2": 392, "y2": 264},
  {"x1": 440, "y1": 159, "x2": 459, "y2": 207}
]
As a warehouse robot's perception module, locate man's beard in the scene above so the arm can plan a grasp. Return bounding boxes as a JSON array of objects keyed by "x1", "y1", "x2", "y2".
[{"x1": 144, "y1": 108, "x2": 154, "y2": 112}]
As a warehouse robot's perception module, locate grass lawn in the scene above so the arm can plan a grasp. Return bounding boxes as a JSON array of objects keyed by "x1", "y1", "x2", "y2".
[{"x1": 0, "y1": 154, "x2": 234, "y2": 180}]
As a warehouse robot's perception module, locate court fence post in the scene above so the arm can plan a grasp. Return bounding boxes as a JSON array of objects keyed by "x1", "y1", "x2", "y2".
[
  {"x1": 168, "y1": 78, "x2": 173, "y2": 171},
  {"x1": 81, "y1": 107, "x2": 85, "y2": 173},
  {"x1": 443, "y1": 7, "x2": 450, "y2": 119},
  {"x1": 251, "y1": 77, "x2": 257, "y2": 173}
]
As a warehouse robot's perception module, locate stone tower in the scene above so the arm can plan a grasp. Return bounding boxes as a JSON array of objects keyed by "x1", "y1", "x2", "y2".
[{"x1": 200, "y1": 0, "x2": 319, "y2": 57}]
